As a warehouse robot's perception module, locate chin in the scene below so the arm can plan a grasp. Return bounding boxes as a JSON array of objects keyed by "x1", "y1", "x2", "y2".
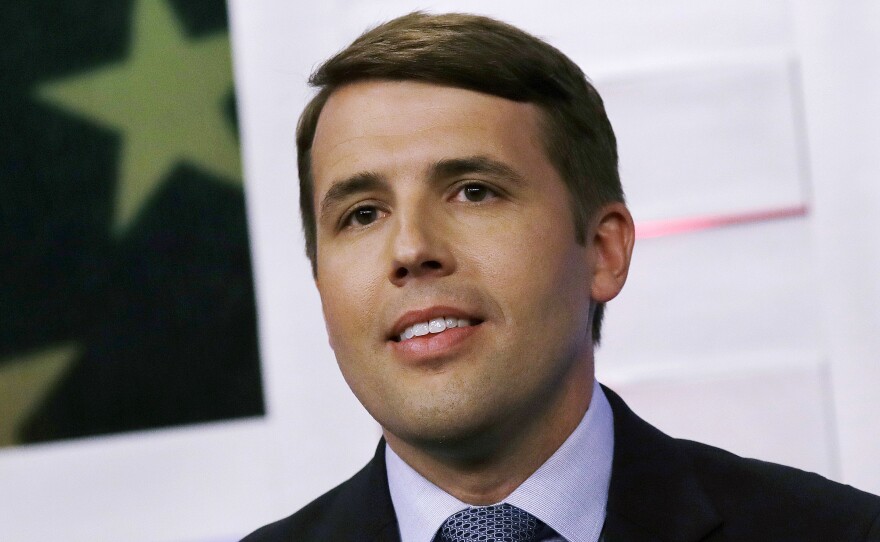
[{"x1": 384, "y1": 404, "x2": 506, "y2": 458}]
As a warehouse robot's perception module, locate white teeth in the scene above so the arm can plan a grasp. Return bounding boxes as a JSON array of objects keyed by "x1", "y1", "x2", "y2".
[
  {"x1": 398, "y1": 316, "x2": 475, "y2": 342},
  {"x1": 429, "y1": 318, "x2": 447, "y2": 333}
]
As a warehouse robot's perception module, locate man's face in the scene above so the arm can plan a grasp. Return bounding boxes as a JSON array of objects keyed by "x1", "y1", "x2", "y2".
[{"x1": 310, "y1": 80, "x2": 600, "y2": 450}]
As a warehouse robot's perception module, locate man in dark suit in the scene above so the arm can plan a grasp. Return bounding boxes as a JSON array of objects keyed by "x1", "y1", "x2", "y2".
[{"x1": 244, "y1": 12, "x2": 880, "y2": 542}]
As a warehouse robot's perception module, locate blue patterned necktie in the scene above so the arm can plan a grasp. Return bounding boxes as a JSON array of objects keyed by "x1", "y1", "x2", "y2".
[{"x1": 436, "y1": 503, "x2": 545, "y2": 542}]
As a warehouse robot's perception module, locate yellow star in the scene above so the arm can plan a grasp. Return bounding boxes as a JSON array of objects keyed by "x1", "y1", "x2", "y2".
[
  {"x1": 37, "y1": 0, "x2": 241, "y2": 232},
  {"x1": 0, "y1": 343, "x2": 79, "y2": 447}
]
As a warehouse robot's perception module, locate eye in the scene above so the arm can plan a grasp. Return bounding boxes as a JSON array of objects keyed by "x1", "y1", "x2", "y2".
[
  {"x1": 454, "y1": 183, "x2": 497, "y2": 203},
  {"x1": 344, "y1": 205, "x2": 385, "y2": 228}
]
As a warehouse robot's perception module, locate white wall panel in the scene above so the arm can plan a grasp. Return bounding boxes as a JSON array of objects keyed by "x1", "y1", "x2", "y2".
[
  {"x1": 600, "y1": 57, "x2": 806, "y2": 221},
  {"x1": 604, "y1": 359, "x2": 836, "y2": 478},
  {"x1": 598, "y1": 217, "x2": 820, "y2": 371},
  {"x1": 794, "y1": 1, "x2": 880, "y2": 495},
  {"x1": 0, "y1": 422, "x2": 276, "y2": 542}
]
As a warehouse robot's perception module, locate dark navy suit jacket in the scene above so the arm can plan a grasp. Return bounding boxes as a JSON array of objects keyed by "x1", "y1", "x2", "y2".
[{"x1": 242, "y1": 386, "x2": 880, "y2": 541}]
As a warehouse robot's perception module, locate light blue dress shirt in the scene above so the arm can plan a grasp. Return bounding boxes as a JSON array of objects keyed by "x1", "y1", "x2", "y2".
[{"x1": 386, "y1": 380, "x2": 614, "y2": 542}]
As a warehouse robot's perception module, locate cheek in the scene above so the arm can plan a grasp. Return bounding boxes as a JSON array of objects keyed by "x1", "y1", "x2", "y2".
[
  {"x1": 318, "y1": 244, "x2": 384, "y2": 342},
  {"x1": 319, "y1": 272, "x2": 385, "y2": 400},
  {"x1": 481, "y1": 220, "x2": 591, "y2": 339}
]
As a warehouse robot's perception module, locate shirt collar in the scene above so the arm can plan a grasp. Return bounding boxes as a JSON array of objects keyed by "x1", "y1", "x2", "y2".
[{"x1": 386, "y1": 380, "x2": 614, "y2": 542}]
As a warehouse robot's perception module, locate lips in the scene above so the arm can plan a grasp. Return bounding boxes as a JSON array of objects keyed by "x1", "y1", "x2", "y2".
[
  {"x1": 389, "y1": 306, "x2": 483, "y2": 342},
  {"x1": 398, "y1": 316, "x2": 475, "y2": 342}
]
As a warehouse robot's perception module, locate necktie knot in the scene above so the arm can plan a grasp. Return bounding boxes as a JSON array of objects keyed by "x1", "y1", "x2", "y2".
[{"x1": 437, "y1": 503, "x2": 544, "y2": 542}]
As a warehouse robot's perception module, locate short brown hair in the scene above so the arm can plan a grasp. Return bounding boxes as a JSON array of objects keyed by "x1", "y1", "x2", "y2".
[{"x1": 296, "y1": 12, "x2": 624, "y2": 343}]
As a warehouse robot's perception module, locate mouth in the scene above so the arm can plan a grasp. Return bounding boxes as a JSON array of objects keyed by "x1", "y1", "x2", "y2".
[
  {"x1": 393, "y1": 316, "x2": 481, "y2": 342},
  {"x1": 388, "y1": 307, "x2": 484, "y2": 343}
]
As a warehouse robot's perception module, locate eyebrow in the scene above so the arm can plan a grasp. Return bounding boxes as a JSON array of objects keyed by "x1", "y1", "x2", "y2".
[
  {"x1": 319, "y1": 171, "x2": 387, "y2": 221},
  {"x1": 430, "y1": 156, "x2": 525, "y2": 186}
]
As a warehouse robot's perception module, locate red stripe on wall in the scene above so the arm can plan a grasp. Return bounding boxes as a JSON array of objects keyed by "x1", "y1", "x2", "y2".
[{"x1": 634, "y1": 204, "x2": 809, "y2": 239}]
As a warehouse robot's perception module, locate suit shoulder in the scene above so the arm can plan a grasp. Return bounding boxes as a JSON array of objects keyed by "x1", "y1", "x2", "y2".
[
  {"x1": 679, "y1": 439, "x2": 880, "y2": 540},
  {"x1": 239, "y1": 482, "x2": 349, "y2": 541},
  {"x1": 239, "y1": 444, "x2": 398, "y2": 541}
]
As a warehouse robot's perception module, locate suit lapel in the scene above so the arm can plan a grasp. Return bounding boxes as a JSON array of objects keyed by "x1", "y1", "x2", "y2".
[
  {"x1": 602, "y1": 386, "x2": 725, "y2": 542},
  {"x1": 320, "y1": 440, "x2": 401, "y2": 541},
  {"x1": 357, "y1": 441, "x2": 401, "y2": 542}
]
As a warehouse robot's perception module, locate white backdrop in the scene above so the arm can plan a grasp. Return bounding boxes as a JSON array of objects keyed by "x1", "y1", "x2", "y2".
[{"x1": 2, "y1": 2, "x2": 879, "y2": 541}]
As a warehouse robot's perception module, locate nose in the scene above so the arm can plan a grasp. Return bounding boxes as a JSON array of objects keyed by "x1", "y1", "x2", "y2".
[{"x1": 388, "y1": 208, "x2": 455, "y2": 285}]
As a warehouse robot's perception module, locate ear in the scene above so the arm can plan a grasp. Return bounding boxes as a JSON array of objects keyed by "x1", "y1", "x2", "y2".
[{"x1": 589, "y1": 202, "x2": 635, "y2": 303}]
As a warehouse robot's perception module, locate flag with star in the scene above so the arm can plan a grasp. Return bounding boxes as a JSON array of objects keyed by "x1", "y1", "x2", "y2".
[{"x1": 0, "y1": 0, "x2": 263, "y2": 447}]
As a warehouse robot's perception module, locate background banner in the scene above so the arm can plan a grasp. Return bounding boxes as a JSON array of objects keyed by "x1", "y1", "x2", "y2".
[{"x1": 0, "y1": 0, "x2": 263, "y2": 448}]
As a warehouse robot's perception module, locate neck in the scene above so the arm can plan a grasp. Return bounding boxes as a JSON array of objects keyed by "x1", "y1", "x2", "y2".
[{"x1": 384, "y1": 364, "x2": 594, "y2": 505}]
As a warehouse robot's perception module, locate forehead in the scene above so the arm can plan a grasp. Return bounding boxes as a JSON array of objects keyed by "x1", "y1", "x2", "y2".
[{"x1": 309, "y1": 80, "x2": 550, "y2": 191}]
